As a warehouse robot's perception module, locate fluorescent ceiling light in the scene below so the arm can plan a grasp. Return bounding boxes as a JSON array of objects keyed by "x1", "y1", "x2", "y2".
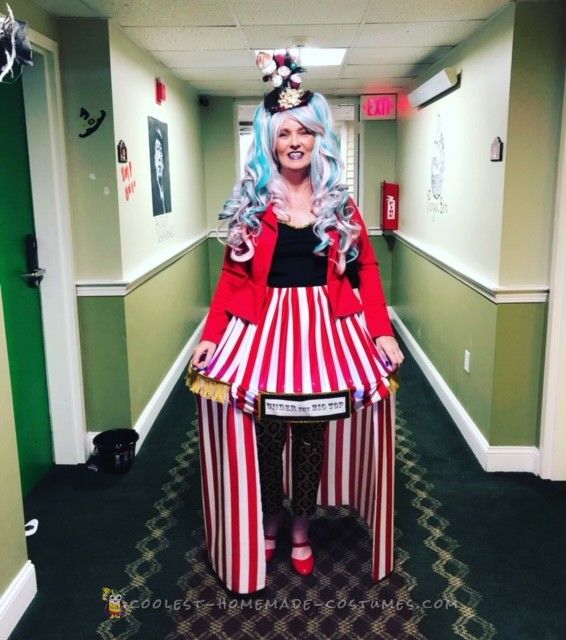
[
  {"x1": 300, "y1": 48, "x2": 346, "y2": 66},
  {"x1": 255, "y1": 48, "x2": 346, "y2": 67}
]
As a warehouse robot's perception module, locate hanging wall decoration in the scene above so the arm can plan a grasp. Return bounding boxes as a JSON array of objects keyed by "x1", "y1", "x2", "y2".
[
  {"x1": 147, "y1": 116, "x2": 172, "y2": 216},
  {"x1": 0, "y1": 3, "x2": 33, "y2": 83}
]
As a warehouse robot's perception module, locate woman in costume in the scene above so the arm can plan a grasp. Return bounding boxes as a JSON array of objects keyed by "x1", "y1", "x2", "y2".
[{"x1": 188, "y1": 49, "x2": 403, "y2": 593}]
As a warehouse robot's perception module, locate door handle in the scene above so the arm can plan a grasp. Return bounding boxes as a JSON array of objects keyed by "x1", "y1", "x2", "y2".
[
  {"x1": 20, "y1": 234, "x2": 45, "y2": 288},
  {"x1": 20, "y1": 268, "x2": 46, "y2": 287}
]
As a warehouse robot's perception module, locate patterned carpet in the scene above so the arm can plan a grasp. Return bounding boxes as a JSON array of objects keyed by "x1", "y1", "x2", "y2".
[
  {"x1": 11, "y1": 339, "x2": 566, "y2": 639},
  {"x1": 94, "y1": 408, "x2": 495, "y2": 640}
]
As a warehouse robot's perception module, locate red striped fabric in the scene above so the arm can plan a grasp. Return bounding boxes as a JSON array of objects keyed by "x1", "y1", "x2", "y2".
[
  {"x1": 196, "y1": 394, "x2": 395, "y2": 593},
  {"x1": 194, "y1": 283, "x2": 395, "y2": 593},
  {"x1": 204, "y1": 286, "x2": 392, "y2": 415}
]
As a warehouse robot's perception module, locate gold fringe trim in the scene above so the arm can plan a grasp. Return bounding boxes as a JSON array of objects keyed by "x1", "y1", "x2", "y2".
[
  {"x1": 386, "y1": 372, "x2": 400, "y2": 394},
  {"x1": 185, "y1": 367, "x2": 230, "y2": 404}
]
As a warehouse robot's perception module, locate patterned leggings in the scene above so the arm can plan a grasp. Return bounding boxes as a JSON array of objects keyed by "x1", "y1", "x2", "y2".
[{"x1": 254, "y1": 419, "x2": 328, "y2": 518}]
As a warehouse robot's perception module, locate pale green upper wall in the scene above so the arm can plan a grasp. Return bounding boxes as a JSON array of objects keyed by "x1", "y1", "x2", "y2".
[
  {"x1": 59, "y1": 20, "x2": 207, "y2": 282},
  {"x1": 202, "y1": 96, "x2": 237, "y2": 228},
  {"x1": 361, "y1": 119, "x2": 397, "y2": 227},
  {"x1": 0, "y1": 287, "x2": 28, "y2": 595},
  {"x1": 499, "y1": 1, "x2": 566, "y2": 285},
  {"x1": 396, "y1": 3, "x2": 514, "y2": 287},
  {"x1": 7, "y1": 0, "x2": 59, "y2": 41},
  {"x1": 108, "y1": 23, "x2": 207, "y2": 280},
  {"x1": 59, "y1": 19, "x2": 122, "y2": 280}
]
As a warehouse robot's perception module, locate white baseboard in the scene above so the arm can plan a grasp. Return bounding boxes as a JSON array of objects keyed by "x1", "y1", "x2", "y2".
[
  {"x1": 0, "y1": 561, "x2": 37, "y2": 640},
  {"x1": 390, "y1": 308, "x2": 540, "y2": 474},
  {"x1": 86, "y1": 317, "x2": 205, "y2": 456}
]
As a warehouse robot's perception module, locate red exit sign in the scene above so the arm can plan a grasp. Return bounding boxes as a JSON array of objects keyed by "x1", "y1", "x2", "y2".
[{"x1": 360, "y1": 94, "x2": 397, "y2": 120}]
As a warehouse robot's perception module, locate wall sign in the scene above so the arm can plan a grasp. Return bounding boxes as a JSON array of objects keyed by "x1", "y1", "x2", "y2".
[
  {"x1": 360, "y1": 94, "x2": 397, "y2": 120},
  {"x1": 117, "y1": 140, "x2": 128, "y2": 163}
]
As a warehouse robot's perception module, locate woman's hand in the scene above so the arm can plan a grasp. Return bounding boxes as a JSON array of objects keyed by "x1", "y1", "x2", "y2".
[
  {"x1": 190, "y1": 341, "x2": 217, "y2": 370},
  {"x1": 374, "y1": 335, "x2": 404, "y2": 371}
]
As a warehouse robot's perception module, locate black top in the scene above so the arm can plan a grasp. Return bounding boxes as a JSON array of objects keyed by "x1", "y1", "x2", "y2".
[{"x1": 267, "y1": 222, "x2": 328, "y2": 287}]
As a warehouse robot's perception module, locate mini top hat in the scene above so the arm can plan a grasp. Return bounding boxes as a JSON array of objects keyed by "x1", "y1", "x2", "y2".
[{"x1": 256, "y1": 49, "x2": 313, "y2": 114}]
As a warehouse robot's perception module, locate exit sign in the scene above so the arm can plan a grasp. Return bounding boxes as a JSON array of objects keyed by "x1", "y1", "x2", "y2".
[{"x1": 360, "y1": 94, "x2": 397, "y2": 120}]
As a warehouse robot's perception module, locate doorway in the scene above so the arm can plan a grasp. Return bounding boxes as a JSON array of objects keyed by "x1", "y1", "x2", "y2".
[{"x1": 0, "y1": 29, "x2": 88, "y2": 494}]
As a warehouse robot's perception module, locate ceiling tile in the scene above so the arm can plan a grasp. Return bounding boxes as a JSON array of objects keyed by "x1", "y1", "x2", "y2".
[
  {"x1": 172, "y1": 67, "x2": 259, "y2": 82},
  {"x1": 343, "y1": 64, "x2": 421, "y2": 78},
  {"x1": 337, "y1": 77, "x2": 414, "y2": 91},
  {"x1": 122, "y1": 26, "x2": 247, "y2": 51},
  {"x1": 346, "y1": 46, "x2": 453, "y2": 65},
  {"x1": 85, "y1": 0, "x2": 235, "y2": 26},
  {"x1": 243, "y1": 24, "x2": 360, "y2": 49},
  {"x1": 365, "y1": 0, "x2": 508, "y2": 22},
  {"x1": 33, "y1": 0, "x2": 100, "y2": 17},
  {"x1": 155, "y1": 50, "x2": 255, "y2": 68},
  {"x1": 230, "y1": 0, "x2": 368, "y2": 25},
  {"x1": 357, "y1": 20, "x2": 483, "y2": 47}
]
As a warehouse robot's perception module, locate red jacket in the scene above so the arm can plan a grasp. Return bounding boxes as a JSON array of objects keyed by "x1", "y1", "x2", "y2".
[{"x1": 201, "y1": 199, "x2": 394, "y2": 344}]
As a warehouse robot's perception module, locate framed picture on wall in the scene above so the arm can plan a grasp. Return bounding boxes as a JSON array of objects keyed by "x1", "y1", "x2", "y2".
[{"x1": 147, "y1": 116, "x2": 172, "y2": 216}]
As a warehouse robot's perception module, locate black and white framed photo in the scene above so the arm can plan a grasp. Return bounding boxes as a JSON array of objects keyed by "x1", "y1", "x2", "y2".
[{"x1": 147, "y1": 116, "x2": 172, "y2": 215}]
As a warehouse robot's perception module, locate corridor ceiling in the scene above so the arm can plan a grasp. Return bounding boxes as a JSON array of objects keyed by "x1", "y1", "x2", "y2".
[{"x1": 33, "y1": 0, "x2": 513, "y2": 96}]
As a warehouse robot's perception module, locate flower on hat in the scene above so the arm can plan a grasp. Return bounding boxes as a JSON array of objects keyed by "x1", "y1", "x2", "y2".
[
  {"x1": 289, "y1": 73, "x2": 302, "y2": 88},
  {"x1": 271, "y1": 74, "x2": 283, "y2": 88},
  {"x1": 277, "y1": 65, "x2": 291, "y2": 79},
  {"x1": 256, "y1": 51, "x2": 276, "y2": 76}
]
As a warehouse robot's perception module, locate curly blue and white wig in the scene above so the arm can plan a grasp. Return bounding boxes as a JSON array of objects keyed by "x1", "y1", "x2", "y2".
[{"x1": 218, "y1": 92, "x2": 361, "y2": 274}]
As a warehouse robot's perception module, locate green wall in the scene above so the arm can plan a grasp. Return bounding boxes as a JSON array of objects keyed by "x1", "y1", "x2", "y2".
[
  {"x1": 362, "y1": 120, "x2": 397, "y2": 228},
  {"x1": 0, "y1": 287, "x2": 28, "y2": 596},
  {"x1": 58, "y1": 19, "x2": 209, "y2": 432},
  {"x1": 59, "y1": 19, "x2": 122, "y2": 280},
  {"x1": 201, "y1": 97, "x2": 237, "y2": 228},
  {"x1": 124, "y1": 242, "x2": 210, "y2": 422},
  {"x1": 392, "y1": 241, "x2": 546, "y2": 444},
  {"x1": 392, "y1": 1, "x2": 562, "y2": 446},
  {"x1": 78, "y1": 234, "x2": 210, "y2": 430},
  {"x1": 499, "y1": 1, "x2": 566, "y2": 284}
]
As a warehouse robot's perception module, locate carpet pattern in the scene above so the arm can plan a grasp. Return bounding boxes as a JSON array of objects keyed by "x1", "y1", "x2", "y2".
[{"x1": 95, "y1": 405, "x2": 495, "y2": 640}]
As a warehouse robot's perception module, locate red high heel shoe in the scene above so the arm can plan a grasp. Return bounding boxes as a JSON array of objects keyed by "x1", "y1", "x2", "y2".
[{"x1": 291, "y1": 540, "x2": 314, "y2": 576}]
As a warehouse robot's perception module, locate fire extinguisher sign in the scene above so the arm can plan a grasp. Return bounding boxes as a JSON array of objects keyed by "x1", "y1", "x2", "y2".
[{"x1": 381, "y1": 182, "x2": 399, "y2": 231}]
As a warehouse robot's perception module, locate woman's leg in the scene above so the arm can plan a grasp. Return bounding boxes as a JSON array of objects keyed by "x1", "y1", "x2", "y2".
[
  {"x1": 254, "y1": 418, "x2": 287, "y2": 546},
  {"x1": 290, "y1": 421, "x2": 328, "y2": 559}
]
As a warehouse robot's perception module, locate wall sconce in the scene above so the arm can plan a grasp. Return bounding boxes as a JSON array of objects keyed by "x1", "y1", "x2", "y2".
[
  {"x1": 408, "y1": 67, "x2": 459, "y2": 108},
  {"x1": 155, "y1": 77, "x2": 167, "y2": 104}
]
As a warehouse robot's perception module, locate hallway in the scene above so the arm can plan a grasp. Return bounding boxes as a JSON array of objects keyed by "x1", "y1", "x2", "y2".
[
  {"x1": 1, "y1": 0, "x2": 566, "y2": 638},
  {"x1": 8, "y1": 338, "x2": 566, "y2": 639}
]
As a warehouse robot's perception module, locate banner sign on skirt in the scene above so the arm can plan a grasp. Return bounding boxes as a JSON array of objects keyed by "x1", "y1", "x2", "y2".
[{"x1": 258, "y1": 390, "x2": 351, "y2": 422}]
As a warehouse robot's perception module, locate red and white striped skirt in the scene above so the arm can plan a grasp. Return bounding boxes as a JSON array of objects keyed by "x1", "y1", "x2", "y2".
[
  {"x1": 191, "y1": 284, "x2": 397, "y2": 593},
  {"x1": 202, "y1": 285, "x2": 393, "y2": 415}
]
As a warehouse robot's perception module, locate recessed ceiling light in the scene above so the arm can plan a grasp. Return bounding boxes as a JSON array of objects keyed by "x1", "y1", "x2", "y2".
[{"x1": 254, "y1": 48, "x2": 346, "y2": 67}]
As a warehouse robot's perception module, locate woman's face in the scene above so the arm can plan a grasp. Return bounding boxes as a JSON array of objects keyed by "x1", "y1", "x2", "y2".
[{"x1": 275, "y1": 117, "x2": 315, "y2": 174}]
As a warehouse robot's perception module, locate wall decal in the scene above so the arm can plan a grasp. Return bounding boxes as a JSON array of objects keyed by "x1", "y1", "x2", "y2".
[
  {"x1": 120, "y1": 160, "x2": 136, "y2": 201},
  {"x1": 426, "y1": 114, "x2": 448, "y2": 221},
  {"x1": 79, "y1": 107, "x2": 106, "y2": 138},
  {"x1": 147, "y1": 116, "x2": 172, "y2": 216}
]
